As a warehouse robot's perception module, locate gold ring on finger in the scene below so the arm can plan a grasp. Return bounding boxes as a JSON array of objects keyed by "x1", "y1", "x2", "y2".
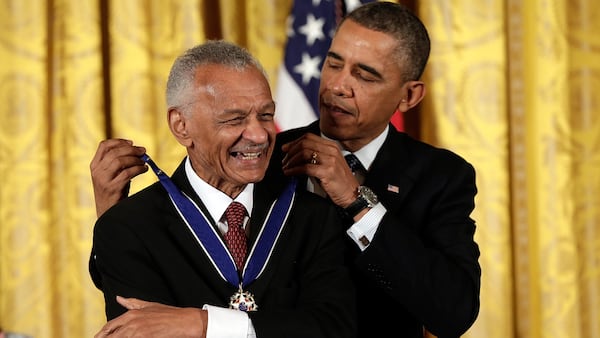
[{"x1": 310, "y1": 151, "x2": 318, "y2": 165}]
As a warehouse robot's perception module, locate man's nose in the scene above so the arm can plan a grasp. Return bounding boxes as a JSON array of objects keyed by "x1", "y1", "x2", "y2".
[
  {"x1": 329, "y1": 72, "x2": 353, "y2": 97},
  {"x1": 242, "y1": 117, "x2": 269, "y2": 144}
]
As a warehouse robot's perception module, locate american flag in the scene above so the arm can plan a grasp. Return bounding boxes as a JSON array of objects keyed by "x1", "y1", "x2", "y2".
[
  {"x1": 275, "y1": 0, "x2": 390, "y2": 132},
  {"x1": 274, "y1": 0, "x2": 404, "y2": 132}
]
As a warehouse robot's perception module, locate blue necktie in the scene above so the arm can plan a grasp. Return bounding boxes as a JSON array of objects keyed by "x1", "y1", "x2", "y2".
[{"x1": 345, "y1": 154, "x2": 366, "y2": 174}]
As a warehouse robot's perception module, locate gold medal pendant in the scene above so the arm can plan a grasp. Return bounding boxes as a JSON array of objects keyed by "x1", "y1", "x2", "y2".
[{"x1": 229, "y1": 284, "x2": 258, "y2": 312}]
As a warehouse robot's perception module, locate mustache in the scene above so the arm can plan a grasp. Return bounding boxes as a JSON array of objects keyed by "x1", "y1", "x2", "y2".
[
  {"x1": 230, "y1": 142, "x2": 269, "y2": 153},
  {"x1": 321, "y1": 96, "x2": 352, "y2": 113}
]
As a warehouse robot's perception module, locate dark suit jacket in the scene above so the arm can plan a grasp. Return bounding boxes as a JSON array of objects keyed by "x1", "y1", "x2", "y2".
[
  {"x1": 90, "y1": 160, "x2": 356, "y2": 338},
  {"x1": 268, "y1": 121, "x2": 481, "y2": 338}
]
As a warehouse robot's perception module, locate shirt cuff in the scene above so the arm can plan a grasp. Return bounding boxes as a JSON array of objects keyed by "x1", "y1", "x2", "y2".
[
  {"x1": 346, "y1": 202, "x2": 386, "y2": 251},
  {"x1": 203, "y1": 304, "x2": 255, "y2": 338}
]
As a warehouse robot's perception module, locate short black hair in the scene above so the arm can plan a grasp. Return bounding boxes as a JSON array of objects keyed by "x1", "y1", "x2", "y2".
[{"x1": 342, "y1": 1, "x2": 430, "y2": 81}]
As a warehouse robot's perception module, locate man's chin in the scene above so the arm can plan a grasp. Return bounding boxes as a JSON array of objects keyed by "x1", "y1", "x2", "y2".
[
  {"x1": 321, "y1": 113, "x2": 352, "y2": 131},
  {"x1": 320, "y1": 122, "x2": 350, "y2": 141},
  {"x1": 236, "y1": 170, "x2": 267, "y2": 184}
]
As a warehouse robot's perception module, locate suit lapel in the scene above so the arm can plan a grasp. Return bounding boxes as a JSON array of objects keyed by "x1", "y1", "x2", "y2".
[
  {"x1": 244, "y1": 177, "x2": 294, "y2": 299},
  {"x1": 248, "y1": 177, "x2": 284, "y2": 244},
  {"x1": 365, "y1": 127, "x2": 416, "y2": 212},
  {"x1": 164, "y1": 161, "x2": 236, "y2": 294}
]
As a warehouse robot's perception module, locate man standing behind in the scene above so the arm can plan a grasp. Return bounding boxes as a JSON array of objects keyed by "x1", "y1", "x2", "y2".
[
  {"x1": 274, "y1": 2, "x2": 481, "y2": 337},
  {"x1": 90, "y1": 40, "x2": 355, "y2": 338},
  {"x1": 90, "y1": 2, "x2": 481, "y2": 337}
]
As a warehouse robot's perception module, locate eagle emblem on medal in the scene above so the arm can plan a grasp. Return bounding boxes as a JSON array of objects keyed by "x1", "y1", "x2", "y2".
[{"x1": 229, "y1": 288, "x2": 258, "y2": 312}]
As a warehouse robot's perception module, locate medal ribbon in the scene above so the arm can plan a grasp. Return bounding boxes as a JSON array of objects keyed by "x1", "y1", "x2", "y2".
[{"x1": 142, "y1": 154, "x2": 296, "y2": 287}]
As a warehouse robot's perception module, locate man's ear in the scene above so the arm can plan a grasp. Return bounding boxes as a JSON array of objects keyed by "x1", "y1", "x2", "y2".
[
  {"x1": 168, "y1": 108, "x2": 192, "y2": 147},
  {"x1": 397, "y1": 80, "x2": 426, "y2": 113}
]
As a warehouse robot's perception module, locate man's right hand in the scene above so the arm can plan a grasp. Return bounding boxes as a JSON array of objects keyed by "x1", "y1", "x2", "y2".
[{"x1": 90, "y1": 139, "x2": 148, "y2": 217}]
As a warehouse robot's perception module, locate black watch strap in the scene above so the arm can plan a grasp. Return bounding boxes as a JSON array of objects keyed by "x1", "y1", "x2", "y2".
[
  {"x1": 344, "y1": 196, "x2": 369, "y2": 218},
  {"x1": 343, "y1": 186, "x2": 378, "y2": 219}
]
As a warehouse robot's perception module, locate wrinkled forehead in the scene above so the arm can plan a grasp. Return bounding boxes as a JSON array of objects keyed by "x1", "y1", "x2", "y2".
[{"x1": 191, "y1": 64, "x2": 273, "y2": 109}]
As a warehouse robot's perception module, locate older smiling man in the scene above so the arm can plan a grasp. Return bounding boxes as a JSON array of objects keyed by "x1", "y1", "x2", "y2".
[{"x1": 89, "y1": 40, "x2": 355, "y2": 338}]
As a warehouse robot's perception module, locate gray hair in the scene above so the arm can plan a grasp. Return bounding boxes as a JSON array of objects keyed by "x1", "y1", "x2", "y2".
[
  {"x1": 165, "y1": 40, "x2": 267, "y2": 110},
  {"x1": 342, "y1": 1, "x2": 430, "y2": 82}
]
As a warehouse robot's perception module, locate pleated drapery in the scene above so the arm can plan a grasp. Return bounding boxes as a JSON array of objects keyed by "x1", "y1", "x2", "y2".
[{"x1": 421, "y1": 1, "x2": 600, "y2": 338}]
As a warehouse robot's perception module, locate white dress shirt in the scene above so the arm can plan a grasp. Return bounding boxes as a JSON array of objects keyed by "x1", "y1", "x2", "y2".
[{"x1": 185, "y1": 158, "x2": 257, "y2": 338}]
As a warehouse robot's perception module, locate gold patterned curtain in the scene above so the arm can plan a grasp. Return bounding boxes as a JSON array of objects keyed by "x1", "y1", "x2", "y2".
[
  {"x1": 420, "y1": 1, "x2": 600, "y2": 338},
  {"x1": 1, "y1": 1, "x2": 599, "y2": 337}
]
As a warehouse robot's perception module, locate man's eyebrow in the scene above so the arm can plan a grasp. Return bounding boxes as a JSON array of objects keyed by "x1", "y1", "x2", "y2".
[
  {"x1": 326, "y1": 51, "x2": 383, "y2": 80},
  {"x1": 327, "y1": 51, "x2": 343, "y2": 61}
]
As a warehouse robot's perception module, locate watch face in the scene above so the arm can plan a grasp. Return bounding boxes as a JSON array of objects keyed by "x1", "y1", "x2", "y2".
[
  {"x1": 358, "y1": 186, "x2": 378, "y2": 206},
  {"x1": 344, "y1": 185, "x2": 379, "y2": 218}
]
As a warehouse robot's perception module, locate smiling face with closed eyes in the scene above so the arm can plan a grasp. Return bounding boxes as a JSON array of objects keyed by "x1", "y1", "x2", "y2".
[{"x1": 169, "y1": 63, "x2": 276, "y2": 198}]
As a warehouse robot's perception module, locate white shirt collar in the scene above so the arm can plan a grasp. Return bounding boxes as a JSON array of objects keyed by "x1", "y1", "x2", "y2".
[
  {"x1": 322, "y1": 125, "x2": 389, "y2": 171},
  {"x1": 184, "y1": 157, "x2": 254, "y2": 223}
]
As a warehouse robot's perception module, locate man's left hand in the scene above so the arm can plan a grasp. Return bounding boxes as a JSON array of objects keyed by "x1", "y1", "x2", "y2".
[
  {"x1": 281, "y1": 133, "x2": 359, "y2": 208},
  {"x1": 94, "y1": 296, "x2": 207, "y2": 338}
]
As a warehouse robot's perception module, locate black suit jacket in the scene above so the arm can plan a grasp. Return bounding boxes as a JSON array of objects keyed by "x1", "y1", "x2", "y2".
[
  {"x1": 90, "y1": 160, "x2": 356, "y2": 338},
  {"x1": 268, "y1": 121, "x2": 481, "y2": 338}
]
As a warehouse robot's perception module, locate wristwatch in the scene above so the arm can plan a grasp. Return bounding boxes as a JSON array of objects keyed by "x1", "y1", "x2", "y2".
[{"x1": 343, "y1": 186, "x2": 379, "y2": 218}]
